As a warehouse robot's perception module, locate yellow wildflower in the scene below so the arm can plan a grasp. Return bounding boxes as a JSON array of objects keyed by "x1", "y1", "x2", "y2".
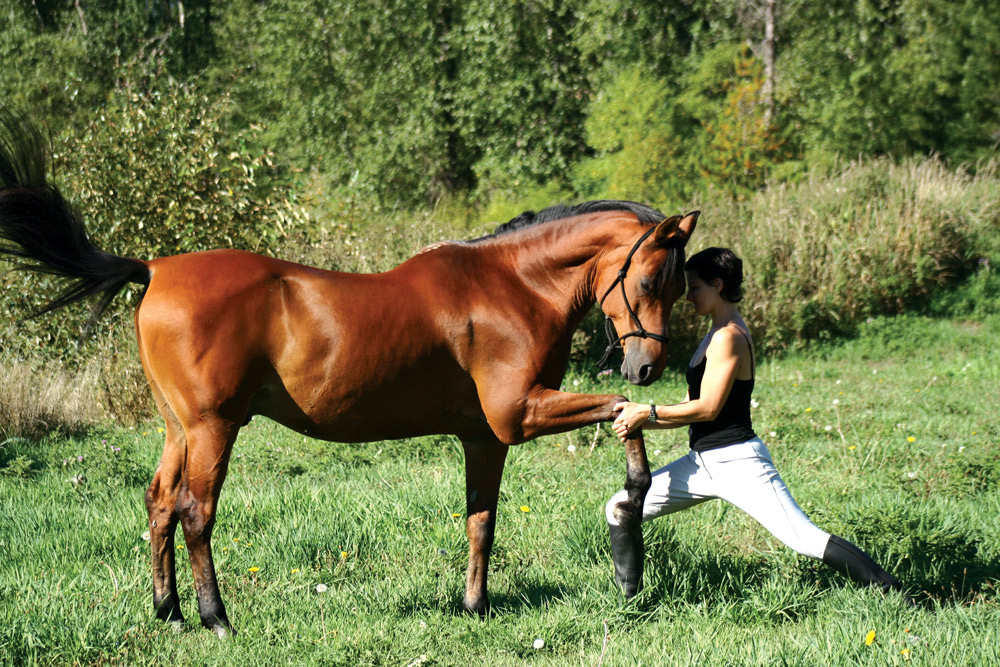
[
  {"x1": 848, "y1": 445, "x2": 857, "y2": 451},
  {"x1": 451, "y1": 513, "x2": 461, "y2": 518},
  {"x1": 907, "y1": 436, "x2": 916, "y2": 443},
  {"x1": 248, "y1": 567, "x2": 260, "y2": 573},
  {"x1": 520, "y1": 505, "x2": 531, "y2": 513},
  {"x1": 291, "y1": 569, "x2": 299, "y2": 574},
  {"x1": 340, "y1": 551, "x2": 348, "y2": 559},
  {"x1": 865, "y1": 631, "x2": 876, "y2": 646}
]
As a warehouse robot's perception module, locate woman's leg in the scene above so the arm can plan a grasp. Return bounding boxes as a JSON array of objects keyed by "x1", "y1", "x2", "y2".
[
  {"x1": 701, "y1": 439, "x2": 831, "y2": 559},
  {"x1": 821, "y1": 535, "x2": 909, "y2": 596},
  {"x1": 706, "y1": 439, "x2": 908, "y2": 597},
  {"x1": 605, "y1": 451, "x2": 715, "y2": 597}
]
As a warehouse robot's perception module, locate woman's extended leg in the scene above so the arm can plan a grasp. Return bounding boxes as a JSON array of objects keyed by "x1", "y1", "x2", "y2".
[{"x1": 705, "y1": 439, "x2": 908, "y2": 597}]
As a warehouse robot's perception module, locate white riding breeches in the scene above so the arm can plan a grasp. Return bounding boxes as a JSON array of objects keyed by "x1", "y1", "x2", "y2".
[{"x1": 605, "y1": 437, "x2": 831, "y2": 560}]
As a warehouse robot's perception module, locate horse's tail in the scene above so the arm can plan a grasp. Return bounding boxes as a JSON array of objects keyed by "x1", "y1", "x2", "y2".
[{"x1": 0, "y1": 110, "x2": 150, "y2": 322}]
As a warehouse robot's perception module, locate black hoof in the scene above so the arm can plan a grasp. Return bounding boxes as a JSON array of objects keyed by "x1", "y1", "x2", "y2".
[
  {"x1": 201, "y1": 613, "x2": 236, "y2": 638},
  {"x1": 462, "y1": 597, "x2": 490, "y2": 617},
  {"x1": 154, "y1": 597, "x2": 185, "y2": 625}
]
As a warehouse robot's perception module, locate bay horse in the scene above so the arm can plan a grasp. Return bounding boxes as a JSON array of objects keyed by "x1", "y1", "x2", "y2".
[{"x1": 0, "y1": 111, "x2": 697, "y2": 636}]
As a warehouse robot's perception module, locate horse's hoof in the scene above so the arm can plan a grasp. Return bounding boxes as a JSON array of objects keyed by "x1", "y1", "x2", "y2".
[
  {"x1": 202, "y1": 615, "x2": 237, "y2": 638},
  {"x1": 462, "y1": 597, "x2": 490, "y2": 617},
  {"x1": 154, "y1": 598, "x2": 185, "y2": 625},
  {"x1": 612, "y1": 502, "x2": 643, "y2": 539},
  {"x1": 208, "y1": 622, "x2": 236, "y2": 639}
]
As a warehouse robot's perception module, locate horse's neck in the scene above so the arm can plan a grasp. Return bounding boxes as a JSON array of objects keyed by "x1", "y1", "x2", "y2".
[{"x1": 503, "y1": 216, "x2": 620, "y2": 318}]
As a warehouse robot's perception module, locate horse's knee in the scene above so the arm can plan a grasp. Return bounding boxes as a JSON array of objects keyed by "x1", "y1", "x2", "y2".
[{"x1": 145, "y1": 474, "x2": 165, "y2": 512}]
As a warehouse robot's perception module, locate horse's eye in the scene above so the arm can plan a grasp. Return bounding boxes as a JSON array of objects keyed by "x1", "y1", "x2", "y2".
[{"x1": 639, "y1": 279, "x2": 654, "y2": 295}]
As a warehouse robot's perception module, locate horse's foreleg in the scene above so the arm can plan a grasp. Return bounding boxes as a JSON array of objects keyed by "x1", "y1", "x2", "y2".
[
  {"x1": 460, "y1": 437, "x2": 509, "y2": 615},
  {"x1": 145, "y1": 427, "x2": 186, "y2": 626},
  {"x1": 176, "y1": 419, "x2": 239, "y2": 637},
  {"x1": 516, "y1": 388, "x2": 626, "y2": 440},
  {"x1": 510, "y1": 388, "x2": 652, "y2": 537},
  {"x1": 612, "y1": 432, "x2": 650, "y2": 539}
]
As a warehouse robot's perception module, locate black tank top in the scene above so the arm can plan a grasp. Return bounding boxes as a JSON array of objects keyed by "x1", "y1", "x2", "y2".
[{"x1": 686, "y1": 329, "x2": 757, "y2": 451}]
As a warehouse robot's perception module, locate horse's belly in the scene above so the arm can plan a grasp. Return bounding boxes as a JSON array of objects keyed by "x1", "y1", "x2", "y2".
[{"x1": 249, "y1": 363, "x2": 490, "y2": 443}]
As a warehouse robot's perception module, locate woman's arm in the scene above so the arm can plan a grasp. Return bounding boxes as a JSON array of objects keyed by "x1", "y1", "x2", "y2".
[{"x1": 612, "y1": 328, "x2": 745, "y2": 441}]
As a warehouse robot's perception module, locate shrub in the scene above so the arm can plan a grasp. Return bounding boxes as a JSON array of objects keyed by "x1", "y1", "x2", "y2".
[
  {"x1": 733, "y1": 157, "x2": 1000, "y2": 350},
  {"x1": 0, "y1": 75, "x2": 311, "y2": 359},
  {"x1": 0, "y1": 76, "x2": 314, "y2": 428}
]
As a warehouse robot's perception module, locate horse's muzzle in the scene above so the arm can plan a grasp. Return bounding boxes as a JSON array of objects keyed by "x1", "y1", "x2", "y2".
[{"x1": 621, "y1": 359, "x2": 658, "y2": 386}]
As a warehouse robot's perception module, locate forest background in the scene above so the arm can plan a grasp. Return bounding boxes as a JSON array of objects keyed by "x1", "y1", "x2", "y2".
[
  {"x1": 3, "y1": 3, "x2": 1000, "y2": 664},
  {"x1": 1, "y1": 0, "x2": 999, "y2": 426}
]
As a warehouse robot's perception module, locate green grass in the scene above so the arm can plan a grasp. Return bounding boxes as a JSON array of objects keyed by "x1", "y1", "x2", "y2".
[{"x1": 2, "y1": 313, "x2": 999, "y2": 665}]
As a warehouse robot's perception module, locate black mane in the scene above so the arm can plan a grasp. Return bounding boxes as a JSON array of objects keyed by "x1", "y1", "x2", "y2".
[{"x1": 472, "y1": 200, "x2": 666, "y2": 241}]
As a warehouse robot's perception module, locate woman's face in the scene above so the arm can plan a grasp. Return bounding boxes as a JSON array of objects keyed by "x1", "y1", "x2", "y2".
[{"x1": 685, "y1": 271, "x2": 721, "y2": 316}]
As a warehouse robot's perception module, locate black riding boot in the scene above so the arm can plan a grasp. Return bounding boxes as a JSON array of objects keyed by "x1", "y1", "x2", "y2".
[
  {"x1": 822, "y1": 534, "x2": 913, "y2": 603},
  {"x1": 609, "y1": 522, "x2": 644, "y2": 598}
]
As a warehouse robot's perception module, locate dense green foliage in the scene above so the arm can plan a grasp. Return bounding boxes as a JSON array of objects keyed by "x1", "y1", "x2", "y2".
[
  {"x1": 2, "y1": 314, "x2": 999, "y2": 664},
  {"x1": 2, "y1": 0, "x2": 998, "y2": 210}
]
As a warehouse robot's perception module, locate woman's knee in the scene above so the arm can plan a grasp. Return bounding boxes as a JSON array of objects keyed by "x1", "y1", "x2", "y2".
[{"x1": 604, "y1": 489, "x2": 629, "y2": 525}]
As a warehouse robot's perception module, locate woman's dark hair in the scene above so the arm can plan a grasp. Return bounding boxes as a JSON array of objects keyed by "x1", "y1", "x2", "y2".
[{"x1": 685, "y1": 247, "x2": 744, "y2": 303}]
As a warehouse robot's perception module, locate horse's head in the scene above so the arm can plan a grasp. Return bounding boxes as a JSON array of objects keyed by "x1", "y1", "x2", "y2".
[{"x1": 598, "y1": 211, "x2": 699, "y2": 385}]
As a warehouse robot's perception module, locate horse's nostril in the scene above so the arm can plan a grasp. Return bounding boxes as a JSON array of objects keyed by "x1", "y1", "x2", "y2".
[{"x1": 638, "y1": 364, "x2": 653, "y2": 382}]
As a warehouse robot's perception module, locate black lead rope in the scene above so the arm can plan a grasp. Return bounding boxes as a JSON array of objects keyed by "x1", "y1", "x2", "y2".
[{"x1": 596, "y1": 223, "x2": 670, "y2": 370}]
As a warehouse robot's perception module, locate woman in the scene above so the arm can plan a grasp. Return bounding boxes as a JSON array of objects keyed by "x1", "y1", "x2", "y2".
[{"x1": 606, "y1": 247, "x2": 908, "y2": 601}]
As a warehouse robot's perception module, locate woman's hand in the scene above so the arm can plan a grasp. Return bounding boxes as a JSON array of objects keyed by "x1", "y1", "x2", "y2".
[{"x1": 612, "y1": 401, "x2": 649, "y2": 442}]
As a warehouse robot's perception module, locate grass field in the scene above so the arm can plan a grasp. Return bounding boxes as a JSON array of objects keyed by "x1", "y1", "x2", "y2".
[{"x1": 2, "y1": 312, "x2": 999, "y2": 666}]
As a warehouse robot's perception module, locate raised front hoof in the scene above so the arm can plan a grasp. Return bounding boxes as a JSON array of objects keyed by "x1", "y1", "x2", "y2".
[{"x1": 612, "y1": 502, "x2": 643, "y2": 539}]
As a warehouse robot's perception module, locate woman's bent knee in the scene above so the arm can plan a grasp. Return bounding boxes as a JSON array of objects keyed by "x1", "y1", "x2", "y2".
[{"x1": 604, "y1": 489, "x2": 629, "y2": 525}]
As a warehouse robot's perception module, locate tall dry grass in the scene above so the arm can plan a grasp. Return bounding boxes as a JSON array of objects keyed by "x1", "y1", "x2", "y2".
[
  {"x1": 0, "y1": 362, "x2": 106, "y2": 440},
  {"x1": 674, "y1": 157, "x2": 1000, "y2": 351}
]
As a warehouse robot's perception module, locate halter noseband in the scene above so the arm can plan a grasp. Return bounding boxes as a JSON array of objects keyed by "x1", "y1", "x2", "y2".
[{"x1": 596, "y1": 223, "x2": 670, "y2": 370}]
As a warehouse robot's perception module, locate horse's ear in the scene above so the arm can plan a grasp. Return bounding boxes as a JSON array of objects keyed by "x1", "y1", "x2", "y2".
[{"x1": 654, "y1": 210, "x2": 699, "y2": 248}]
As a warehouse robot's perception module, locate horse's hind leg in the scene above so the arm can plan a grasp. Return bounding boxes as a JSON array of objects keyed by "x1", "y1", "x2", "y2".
[
  {"x1": 144, "y1": 387, "x2": 187, "y2": 626},
  {"x1": 460, "y1": 437, "x2": 509, "y2": 615},
  {"x1": 176, "y1": 416, "x2": 241, "y2": 637}
]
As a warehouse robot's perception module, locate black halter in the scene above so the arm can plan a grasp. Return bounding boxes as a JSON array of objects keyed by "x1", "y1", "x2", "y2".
[{"x1": 596, "y1": 223, "x2": 670, "y2": 370}]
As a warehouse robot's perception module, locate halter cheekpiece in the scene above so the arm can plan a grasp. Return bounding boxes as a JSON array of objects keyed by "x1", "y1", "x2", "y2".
[{"x1": 596, "y1": 222, "x2": 670, "y2": 369}]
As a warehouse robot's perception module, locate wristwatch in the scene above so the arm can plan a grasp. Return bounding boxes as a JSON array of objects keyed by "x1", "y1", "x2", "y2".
[{"x1": 647, "y1": 404, "x2": 658, "y2": 424}]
